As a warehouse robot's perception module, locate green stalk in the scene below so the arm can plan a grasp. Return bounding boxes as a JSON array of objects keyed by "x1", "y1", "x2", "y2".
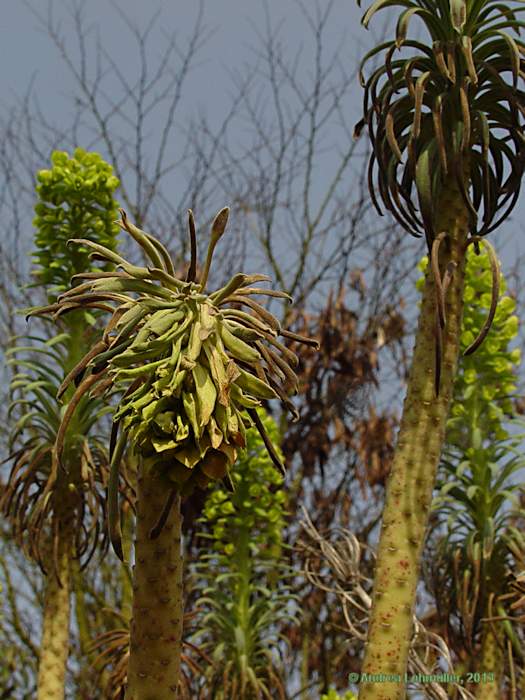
[
  {"x1": 73, "y1": 559, "x2": 90, "y2": 659},
  {"x1": 73, "y1": 558, "x2": 112, "y2": 694},
  {"x1": 234, "y1": 506, "x2": 253, "y2": 692},
  {"x1": 37, "y1": 315, "x2": 85, "y2": 700},
  {"x1": 475, "y1": 624, "x2": 502, "y2": 699},
  {"x1": 36, "y1": 518, "x2": 73, "y2": 700},
  {"x1": 359, "y1": 176, "x2": 469, "y2": 700},
  {"x1": 125, "y1": 467, "x2": 183, "y2": 700},
  {"x1": 469, "y1": 383, "x2": 502, "y2": 700}
]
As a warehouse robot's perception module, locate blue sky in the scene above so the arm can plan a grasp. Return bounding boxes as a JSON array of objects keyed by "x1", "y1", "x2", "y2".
[
  {"x1": 1, "y1": 1, "x2": 369, "y2": 260},
  {"x1": 2, "y1": 2, "x2": 363, "y2": 114},
  {"x1": 3, "y1": 0, "x2": 523, "y2": 260}
]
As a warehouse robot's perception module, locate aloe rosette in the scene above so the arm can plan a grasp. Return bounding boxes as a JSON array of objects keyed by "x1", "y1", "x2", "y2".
[
  {"x1": 29, "y1": 205, "x2": 314, "y2": 699},
  {"x1": 31, "y1": 207, "x2": 313, "y2": 547},
  {"x1": 356, "y1": 0, "x2": 525, "y2": 247}
]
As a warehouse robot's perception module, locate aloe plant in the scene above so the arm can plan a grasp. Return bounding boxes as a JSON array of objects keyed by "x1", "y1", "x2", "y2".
[
  {"x1": 426, "y1": 248, "x2": 525, "y2": 698},
  {"x1": 1, "y1": 148, "x2": 120, "y2": 700},
  {"x1": 194, "y1": 410, "x2": 293, "y2": 699},
  {"x1": 30, "y1": 206, "x2": 315, "y2": 699},
  {"x1": 354, "y1": 1, "x2": 525, "y2": 697}
]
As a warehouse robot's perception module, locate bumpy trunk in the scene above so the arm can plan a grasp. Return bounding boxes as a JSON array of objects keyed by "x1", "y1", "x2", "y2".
[
  {"x1": 37, "y1": 521, "x2": 72, "y2": 700},
  {"x1": 37, "y1": 314, "x2": 86, "y2": 699},
  {"x1": 125, "y1": 467, "x2": 184, "y2": 700},
  {"x1": 474, "y1": 624, "x2": 503, "y2": 699},
  {"x1": 359, "y1": 177, "x2": 469, "y2": 700}
]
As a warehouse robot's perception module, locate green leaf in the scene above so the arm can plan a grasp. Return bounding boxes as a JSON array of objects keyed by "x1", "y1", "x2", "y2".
[
  {"x1": 108, "y1": 428, "x2": 127, "y2": 561},
  {"x1": 193, "y1": 362, "x2": 217, "y2": 428},
  {"x1": 396, "y1": 7, "x2": 424, "y2": 48},
  {"x1": 183, "y1": 391, "x2": 201, "y2": 439},
  {"x1": 151, "y1": 436, "x2": 180, "y2": 453},
  {"x1": 495, "y1": 30, "x2": 521, "y2": 86},
  {"x1": 450, "y1": 0, "x2": 467, "y2": 32},
  {"x1": 362, "y1": 0, "x2": 413, "y2": 30},
  {"x1": 414, "y1": 143, "x2": 434, "y2": 234}
]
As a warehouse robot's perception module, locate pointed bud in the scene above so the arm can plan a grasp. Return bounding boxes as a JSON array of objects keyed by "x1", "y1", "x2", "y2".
[{"x1": 211, "y1": 207, "x2": 230, "y2": 241}]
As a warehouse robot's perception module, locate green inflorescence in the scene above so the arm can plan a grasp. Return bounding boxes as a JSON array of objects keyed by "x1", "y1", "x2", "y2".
[
  {"x1": 195, "y1": 410, "x2": 293, "y2": 698},
  {"x1": 32, "y1": 148, "x2": 120, "y2": 297},
  {"x1": 201, "y1": 409, "x2": 286, "y2": 558},
  {"x1": 421, "y1": 246, "x2": 525, "y2": 661},
  {"x1": 321, "y1": 689, "x2": 357, "y2": 700},
  {"x1": 417, "y1": 248, "x2": 520, "y2": 444}
]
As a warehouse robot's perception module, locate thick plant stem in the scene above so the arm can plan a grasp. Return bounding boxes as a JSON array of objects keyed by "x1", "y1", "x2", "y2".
[
  {"x1": 37, "y1": 316, "x2": 85, "y2": 700},
  {"x1": 475, "y1": 623, "x2": 502, "y2": 699},
  {"x1": 359, "y1": 179, "x2": 469, "y2": 700},
  {"x1": 36, "y1": 522, "x2": 72, "y2": 700},
  {"x1": 126, "y1": 467, "x2": 184, "y2": 700}
]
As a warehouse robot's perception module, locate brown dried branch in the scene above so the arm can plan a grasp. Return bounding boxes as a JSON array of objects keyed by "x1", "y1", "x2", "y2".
[{"x1": 282, "y1": 284, "x2": 401, "y2": 485}]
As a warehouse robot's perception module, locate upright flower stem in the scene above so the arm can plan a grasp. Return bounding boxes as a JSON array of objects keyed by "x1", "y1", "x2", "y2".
[
  {"x1": 359, "y1": 175, "x2": 469, "y2": 700},
  {"x1": 36, "y1": 513, "x2": 73, "y2": 700},
  {"x1": 233, "y1": 515, "x2": 253, "y2": 693},
  {"x1": 126, "y1": 467, "x2": 184, "y2": 700},
  {"x1": 36, "y1": 316, "x2": 85, "y2": 700}
]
